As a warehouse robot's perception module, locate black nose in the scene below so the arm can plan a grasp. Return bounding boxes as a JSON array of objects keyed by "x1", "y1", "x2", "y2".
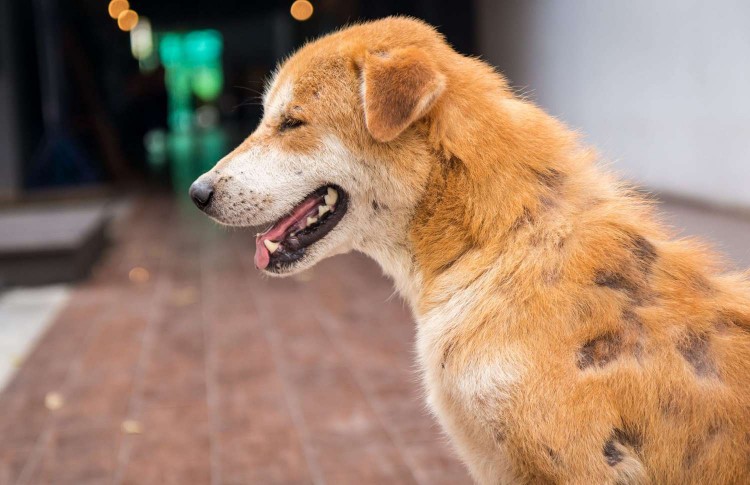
[{"x1": 189, "y1": 180, "x2": 214, "y2": 211}]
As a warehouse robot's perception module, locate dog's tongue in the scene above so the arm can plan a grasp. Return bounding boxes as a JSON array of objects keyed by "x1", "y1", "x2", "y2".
[{"x1": 254, "y1": 196, "x2": 321, "y2": 269}]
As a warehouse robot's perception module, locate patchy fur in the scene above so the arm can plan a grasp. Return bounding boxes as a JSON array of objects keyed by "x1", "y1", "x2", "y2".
[{"x1": 193, "y1": 17, "x2": 750, "y2": 484}]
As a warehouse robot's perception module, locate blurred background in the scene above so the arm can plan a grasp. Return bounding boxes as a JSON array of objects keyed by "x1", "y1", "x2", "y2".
[{"x1": 0, "y1": 0, "x2": 748, "y2": 483}]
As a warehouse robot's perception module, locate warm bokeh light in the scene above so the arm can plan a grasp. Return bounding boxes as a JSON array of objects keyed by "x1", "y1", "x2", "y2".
[
  {"x1": 117, "y1": 9, "x2": 139, "y2": 32},
  {"x1": 128, "y1": 266, "x2": 150, "y2": 283},
  {"x1": 290, "y1": 0, "x2": 313, "y2": 21},
  {"x1": 107, "y1": 0, "x2": 129, "y2": 19},
  {"x1": 121, "y1": 419, "x2": 143, "y2": 434},
  {"x1": 44, "y1": 392, "x2": 64, "y2": 411}
]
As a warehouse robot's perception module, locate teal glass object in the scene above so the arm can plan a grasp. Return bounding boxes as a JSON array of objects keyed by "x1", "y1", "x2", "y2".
[
  {"x1": 159, "y1": 33, "x2": 183, "y2": 68},
  {"x1": 165, "y1": 66, "x2": 193, "y2": 101},
  {"x1": 184, "y1": 30, "x2": 223, "y2": 66},
  {"x1": 168, "y1": 107, "x2": 193, "y2": 132},
  {"x1": 152, "y1": 29, "x2": 226, "y2": 194},
  {"x1": 192, "y1": 65, "x2": 224, "y2": 101}
]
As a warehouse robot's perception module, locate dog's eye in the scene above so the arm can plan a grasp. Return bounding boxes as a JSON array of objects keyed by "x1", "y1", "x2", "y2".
[{"x1": 279, "y1": 117, "x2": 305, "y2": 132}]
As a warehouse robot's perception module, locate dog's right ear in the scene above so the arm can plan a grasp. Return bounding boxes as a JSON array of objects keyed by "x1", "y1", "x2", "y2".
[{"x1": 360, "y1": 47, "x2": 446, "y2": 143}]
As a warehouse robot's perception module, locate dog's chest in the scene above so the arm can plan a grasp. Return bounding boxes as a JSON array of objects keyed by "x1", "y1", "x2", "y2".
[
  {"x1": 415, "y1": 310, "x2": 530, "y2": 483},
  {"x1": 416, "y1": 300, "x2": 532, "y2": 451},
  {"x1": 416, "y1": 317, "x2": 526, "y2": 419}
]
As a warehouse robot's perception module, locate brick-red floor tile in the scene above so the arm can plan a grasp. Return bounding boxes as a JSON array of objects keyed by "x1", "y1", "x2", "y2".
[{"x1": 0, "y1": 196, "x2": 470, "y2": 484}]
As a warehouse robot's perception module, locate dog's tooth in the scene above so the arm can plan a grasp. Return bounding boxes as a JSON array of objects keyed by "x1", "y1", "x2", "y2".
[
  {"x1": 325, "y1": 188, "x2": 338, "y2": 206},
  {"x1": 318, "y1": 205, "x2": 331, "y2": 217},
  {"x1": 307, "y1": 216, "x2": 318, "y2": 226},
  {"x1": 263, "y1": 240, "x2": 279, "y2": 253}
]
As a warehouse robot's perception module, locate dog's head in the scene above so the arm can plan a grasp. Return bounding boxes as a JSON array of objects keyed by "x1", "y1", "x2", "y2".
[{"x1": 190, "y1": 17, "x2": 448, "y2": 275}]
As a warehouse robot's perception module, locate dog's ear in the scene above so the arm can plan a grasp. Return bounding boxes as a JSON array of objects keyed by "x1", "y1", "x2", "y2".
[{"x1": 361, "y1": 47, "x2": 446, "y2": 142}]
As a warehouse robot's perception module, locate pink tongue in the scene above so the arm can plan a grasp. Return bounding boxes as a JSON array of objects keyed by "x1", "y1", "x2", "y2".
[{"x1": 254, "y1": 196, "x2": 321, "y2": 270}]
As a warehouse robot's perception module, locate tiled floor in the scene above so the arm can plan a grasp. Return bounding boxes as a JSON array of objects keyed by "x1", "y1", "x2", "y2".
[
  {"x1": 0, "y1": 195, "x2": 747, "y2": 485},
  {"x1": 0, "y1": 197, "x2": 468, "y2": 485}
]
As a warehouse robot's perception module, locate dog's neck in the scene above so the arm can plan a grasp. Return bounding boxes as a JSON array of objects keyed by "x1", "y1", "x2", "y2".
[
  {"x1": 357, "y1": 208, "x2": 424, "y2": 309},
  {"x1": 361, "y1": 94, "x2": 591, "y2": 316}
]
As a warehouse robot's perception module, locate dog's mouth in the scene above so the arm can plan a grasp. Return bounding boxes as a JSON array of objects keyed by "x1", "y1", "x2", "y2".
[{"x1": 254, "y1": 185, "x2": 348, "y2": 272}]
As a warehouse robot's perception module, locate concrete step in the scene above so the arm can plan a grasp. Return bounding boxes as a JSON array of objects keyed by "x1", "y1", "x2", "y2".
[{"x1": 0, "y1": 202, "x2": 114, "y2": 286}]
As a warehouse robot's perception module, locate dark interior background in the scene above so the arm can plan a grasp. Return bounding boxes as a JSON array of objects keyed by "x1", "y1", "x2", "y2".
[{"x1": 0, "y1": 0, "x2": 476, "y2": 195}]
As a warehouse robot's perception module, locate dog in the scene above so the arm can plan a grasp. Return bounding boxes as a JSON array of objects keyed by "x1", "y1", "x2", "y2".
[{"x1": 190, "y1": 17, "x2": 750, "y2": 484}]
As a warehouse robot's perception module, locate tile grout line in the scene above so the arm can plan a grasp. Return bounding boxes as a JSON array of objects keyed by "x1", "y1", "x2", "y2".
[
  {"x1": 238, "y1": 253, "x2": 326, "y2": 485},
  {"x1": 110, "y1": 252, "x2": 171, "y2": 485},
  {"x1": 251, "y1": 294, "x2": 327, "y2": 485},
  {"x1": 14, "y1": 288, "x2": 124, "y2": 485},
  {"x1": 199, "y1": 240, "x2": 222, "y2": 485},
  {"x1": 310, "y1": 298, "x2": 427, "y2": 485}
]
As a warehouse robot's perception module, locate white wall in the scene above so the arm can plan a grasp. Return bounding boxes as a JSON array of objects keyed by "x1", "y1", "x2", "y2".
[{"x1": 477, "y1": 0, "x2": 750, "y2": 208}]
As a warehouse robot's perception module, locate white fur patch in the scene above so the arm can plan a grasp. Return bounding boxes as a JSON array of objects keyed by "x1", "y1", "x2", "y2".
[
  {"x1": 415, "y1": 271, "x2": 526, "y2": 485},
  {"x1": 266, "y1": 80, "x2": 293, "y2": 119},
  {"x1": 416, "y1": 265, "x2": 526, "y2": 426}
]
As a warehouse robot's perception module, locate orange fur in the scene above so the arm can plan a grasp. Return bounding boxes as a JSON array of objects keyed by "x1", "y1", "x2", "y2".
[{"x1": 203, "y1": 17, "x2": 750, "y2": 484}]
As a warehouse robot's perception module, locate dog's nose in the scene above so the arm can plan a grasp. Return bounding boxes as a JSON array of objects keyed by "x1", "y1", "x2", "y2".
[{"x1": 189, "y1": 180, "x2": 214, "y2": 211}]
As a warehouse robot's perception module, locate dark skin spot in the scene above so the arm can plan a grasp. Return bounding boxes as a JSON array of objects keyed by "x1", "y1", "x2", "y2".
[
  {"x1": 683, "y1": 422, "x2": 721, "y2": 468},
  {"x1": 594, "y1": 270, "x2": 653, "y2": 305},
  {"x1": 510, "y1": 207, "x2": 534, "y2": 231},
  {"x1": 720, "y1": 311, "x2": 750, "y2": 335},
  {"x1": 578, "y1": 310, "x2": 644, "y2": 370},
  {"x1": 577, "y1": 332, "x2": 623, "y2": 369},
  {"x1": 545, "y1": 446, "x2": 562, "y2": 466},
  {"x1": 630, "y1": 234, "x2": 657, "y2": 273},
  {"x1": 690, "y1": 273, "x2": 714, "y2": 294},
  {"x1": 539, "y1": 195, "x2": 558, "y2": 210},
  {"x1": 441, "y1": 155, "x2": 464, "y2": 172},
  {"x1": 603, "y1": 426, "x2": 642, "y2": 467},
  {"x1": 714, "y1": 319, "x2": 731, "y2": 334},
  {"x1": 372, "y1": 200, "x2": 381, "y2": 212},
  {"x1": 531, "y1": 167, "x2": 566, "y2": 191},
  {"x1": 603, "y1": 439, "x2": 624, "y2": 466},
  {"x1": 593, "y1": 234, "x2": 658, "y2": 304},
  {"x1": 594, "y1": 271, "x2": 631, "y2": 290},
  {"x1": 543, "y1": 266, "x2": 562, "y2": 285},
  {"x1": 677, "y1": 331, "x2": 719, "y2": 378}
]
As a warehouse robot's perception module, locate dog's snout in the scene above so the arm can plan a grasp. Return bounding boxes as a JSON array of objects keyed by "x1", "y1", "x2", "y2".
[{"x1": 189, "y1": 180, "x2": 214, "y2": 211}]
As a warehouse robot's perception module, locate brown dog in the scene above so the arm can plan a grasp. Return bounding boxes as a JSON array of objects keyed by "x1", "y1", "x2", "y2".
[{"x1": 191, "y1": 17, "x2": 750, "y2": 484}]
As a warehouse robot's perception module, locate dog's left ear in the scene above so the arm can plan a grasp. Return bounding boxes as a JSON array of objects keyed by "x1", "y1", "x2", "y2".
[{"x1": 361, "y1": 47, "x2": 446, "y2": 143}]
